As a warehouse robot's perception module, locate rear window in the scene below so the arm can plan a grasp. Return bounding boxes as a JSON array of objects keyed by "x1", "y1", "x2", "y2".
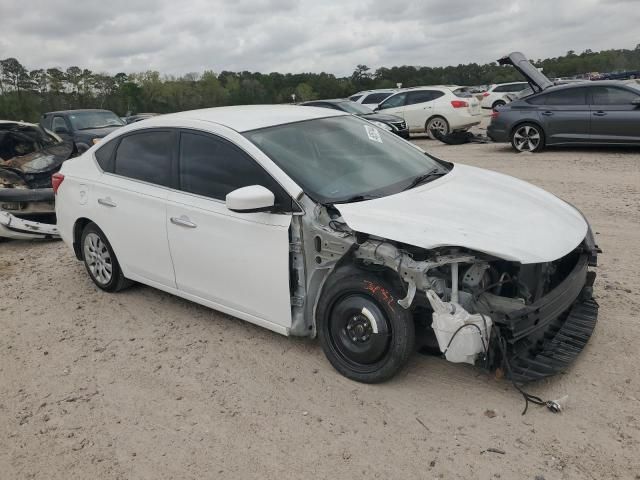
[
  {"x1": 94, "y1": 138, "x2": 118, "y2": 172},
  {"x1": 362, "y1": 92, "x2": 393, "y2": 104},
  {"x1": 406, "y1": 90, "x2": 443, "y2": 105},
  {"x1": 114, "y1": 131, "x2": 174, "y2": 186}
]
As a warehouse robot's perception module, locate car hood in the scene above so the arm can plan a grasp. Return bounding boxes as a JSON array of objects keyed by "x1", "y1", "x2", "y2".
[
  {"x1": 360, "y1": 112, "x2": 404, "y2": 123},
  {"x1": 497, "y1": 52, "x2": 554, "y2": 92},
  {"x1": 336, "y1": 164, "x2": 588, "y2": 264}
]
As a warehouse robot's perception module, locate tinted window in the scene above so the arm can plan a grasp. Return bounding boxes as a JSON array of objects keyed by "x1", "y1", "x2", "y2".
[
  {"x1": 94, "y1": 138, "x2": 118, "y2": 172},
  {"x1": 114, "y1": 131, "x2": 173, "y2": 186},
  {"x1": 406, "y1": 90, "x2": 443, "y2": 105},
  {"x1": 543, "y1": 88, "x2": 588, "y2": 105},
  {"x1": 494, "y1": 83, "x2": 528, "y2": 93},
  {"x1": 379, "y1": 93, "x2": 407, "y2": 109},
  {"x1": 179, "y1": 132, "x2": 291, "y2": 208},
  {"x1": 591, "y1": 86, "x2": 639, "y2": 105},
  {"x1": 349, "y1": 95, "x2": 363, "y2": 102},
  {"x1": 362, "y1": 92, "x2": 393, "y2": 104}
]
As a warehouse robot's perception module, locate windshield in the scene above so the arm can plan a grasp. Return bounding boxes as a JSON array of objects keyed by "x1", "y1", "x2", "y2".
[
  {"x1": 244, "y1": 115, "x2": 450, "y2": 204},
  {"x1": 68, "y1": 111, "x2": 125, "y2": 130},
  {"x1": 338, "y1": 101, "x2": 375, "y2": 115}
]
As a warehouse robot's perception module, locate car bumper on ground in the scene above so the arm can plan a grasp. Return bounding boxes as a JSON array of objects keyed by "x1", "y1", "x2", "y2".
[
  {"x1": 497, "y1": 236, "x2": 600, "y2": 383},
  {"x1": 0, "y1": 210, "x2": 59, "y2": 239},
  {"x1": 0, "y1": 188, "x2": 58, "y2": 239}
]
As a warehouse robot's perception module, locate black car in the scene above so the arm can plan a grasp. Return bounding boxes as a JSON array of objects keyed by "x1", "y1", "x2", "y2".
[
  {"x1": 300, "y1": 99, "x2": 410, "y2": 138},
  {"x1": 488, "y1": 52, "x2": 640, "y2": 152},
  {"x1": 40, "y1": 109, "x2": 125, "y2": 153}
]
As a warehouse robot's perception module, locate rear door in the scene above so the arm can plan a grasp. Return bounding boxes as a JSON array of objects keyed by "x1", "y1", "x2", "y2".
[
  {"x1": 91, "y1": 129, "x2": 177, "y2": 287},
  {"x1": 402, "y1": 90, "x2": 443, "y2": 130},
  {"x1": 165, "y1": 130, "x2": 294, "y2": 331},
  {"x1": 535, "y1": 87, "x2": 591, "y2": 144},
  {"x1": 588, "y1": 85, "x2": 640, "y2": 143}
]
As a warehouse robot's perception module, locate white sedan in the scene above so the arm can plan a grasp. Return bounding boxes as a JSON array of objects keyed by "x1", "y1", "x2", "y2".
[{"x1": 55, "y1": 105, "x2": 599, "y2": 383}]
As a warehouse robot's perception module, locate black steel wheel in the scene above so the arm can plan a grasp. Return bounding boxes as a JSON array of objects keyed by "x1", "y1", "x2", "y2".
[{"x1": 317, "y1": 269, "x2": 415, "y2": 383}]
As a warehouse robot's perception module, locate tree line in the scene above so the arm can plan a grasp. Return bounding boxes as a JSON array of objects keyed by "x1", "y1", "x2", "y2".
[{"x1": 1, "y1": 45, "x2": 639, "y2": 122}]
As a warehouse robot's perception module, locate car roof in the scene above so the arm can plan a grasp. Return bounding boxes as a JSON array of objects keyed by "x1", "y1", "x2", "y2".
[
  {"x1": 300, "y1": 99, "x2": 349, "y2": 105},
  {"x1": 535, "y1": 80, "x2": 630, "y2": 94},
  {"x1": 131, "y1": 105, "x2": 347, "y2": 132},
  {"x1": 42, "y1": 109, "x2": 115, "y2": 116}
]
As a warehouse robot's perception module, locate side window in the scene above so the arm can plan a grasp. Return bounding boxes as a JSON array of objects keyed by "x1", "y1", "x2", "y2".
[
  {"x1": 94, "y1": 138, "x2": 118, "y2": 172},
  {"x1": 114, "y1": 131, "x2": 173, "y2": 186},
  {"x1": 349, "y1": 95, "x2": 363, "y2": 102},
  {"x1": 492, "y1": 85, "x2": 508, "y2": 93},
  {"x1": 543, "y1": 88, "x2": 587, "y2": 106},
  {"x1": 363, "y1": 92, "x2": 393, "y2": 104},
  {"x1": 52, "y1": 116, "x2": 67, "y2": 132},
  {"x1": 179, "y1": 132, "x2": 293, "y2": 210},
  {"x1": 406, "y1": 90, "x2": 443, "y2": 105},
  {"x1": 510, "y1": 83, "x2": 529, "y2": 92},
  {"x1": 379, "y1": 93, "x2": 407, "y2": 109},
  {"x1": 591, "y1": 86, "x2": 639, "y2": 105}
]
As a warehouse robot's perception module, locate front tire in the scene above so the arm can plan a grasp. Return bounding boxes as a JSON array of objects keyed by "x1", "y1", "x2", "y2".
[
  {"x1": 426, "y1": 116, "x2": 450, "y2": 139},
  {"x1": 81, "y1": 223, "x2": 131, "y2": 292},
  {"x1": 317, "y1": 270, "x2": 415, "y2": 383},
  {"x1": 510, "y1": 122, "x2": 545, "y2": 153},
  {"x1": 492, "y1": 100, "x2": 506, "y2": 109}
]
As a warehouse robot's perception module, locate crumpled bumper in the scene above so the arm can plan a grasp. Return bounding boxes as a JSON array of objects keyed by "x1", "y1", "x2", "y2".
[
  {"x1": 0, "y1": 210, "x2": 59, "y2": 239},
  {"x1": 497, "y1": 232, "x2": 600, "y2": 383}
]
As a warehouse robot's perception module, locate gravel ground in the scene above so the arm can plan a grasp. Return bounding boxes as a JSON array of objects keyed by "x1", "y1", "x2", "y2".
[{"x1": 1, "y1": 128, "x2": 639, "y2": 479}]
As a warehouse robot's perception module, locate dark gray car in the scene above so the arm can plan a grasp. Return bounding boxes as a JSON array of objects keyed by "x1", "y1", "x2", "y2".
[{"x1": 487, "y1": 52, "x2": 640, "y2": 152}]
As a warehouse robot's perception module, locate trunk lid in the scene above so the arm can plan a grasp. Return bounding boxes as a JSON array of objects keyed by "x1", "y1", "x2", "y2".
[{"x1": 497, "y1": 52, "x2": 554, "y2": 92}]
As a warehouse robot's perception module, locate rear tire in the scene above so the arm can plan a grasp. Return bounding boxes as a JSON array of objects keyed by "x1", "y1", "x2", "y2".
[
  {"x1": 81, "y1": 223, "x2": 131, "y2": 292},
  {"x1": 426, "y1": 116, "x2": 450, "y2": 139},
  {"x1": 317, "y1": 269, "x2": 415, "y2": 383},
  {"x1": 492, "y1": 100, "x2": 506, "y2": 109},
  {"x1": 510, "y1": 122, "x2": 545, "y2": 153}
]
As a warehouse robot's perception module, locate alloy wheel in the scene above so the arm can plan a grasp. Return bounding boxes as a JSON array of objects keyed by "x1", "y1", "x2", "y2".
[
  {"x1": 513, "y1": 125, "x2": 542, "y2": 152},
  {"x1": 83, "y1": 232, "x2": 113, "y2": 285}
]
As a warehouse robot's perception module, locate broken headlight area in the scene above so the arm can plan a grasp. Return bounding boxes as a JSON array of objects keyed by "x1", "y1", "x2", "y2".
[{"x1": 344, "y1": 226, "x2": 599, "y2": 383}]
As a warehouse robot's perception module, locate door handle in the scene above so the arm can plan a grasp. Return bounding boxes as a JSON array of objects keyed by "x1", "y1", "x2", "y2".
[
  {"x1": 593, "y1": 111, "x2": 607, "y2": 117},
  {"x1": 170, "y1": 215, "x2": 197, "y2": 229},
  {"x1": 541, "y1": 111, "x2": 554, "y2": 116},
  {"x1": 97, "y1": 197, "x2": 117, "y2": 208}
]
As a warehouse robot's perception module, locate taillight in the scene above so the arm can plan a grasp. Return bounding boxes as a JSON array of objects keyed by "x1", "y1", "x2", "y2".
[
  {"x1": 490, "y1": 110, "x2": 500, "y2": 119},
  {"x1": 482, "y1": 92, "x2": 490, "y2": 97},
  {"x1": 52, "y1": 173, "x2": 65, "y2": 194},
  {"x1": 450, "y1": 100, "x2": 469, "y2": 108}
]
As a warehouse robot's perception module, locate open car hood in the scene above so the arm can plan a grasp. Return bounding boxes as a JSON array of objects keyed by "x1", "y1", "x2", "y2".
[
  {"x1": 336, "y1": 164, "x2": 588, "y2": 264},
  {"x1": 497, "y1": 52, "x2": 554, "y2": 92}
]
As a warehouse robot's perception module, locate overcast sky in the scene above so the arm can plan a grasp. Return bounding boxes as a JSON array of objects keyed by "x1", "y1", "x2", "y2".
[{"x1": 0, "y1": 0, "x2": 637, "y2": 76}]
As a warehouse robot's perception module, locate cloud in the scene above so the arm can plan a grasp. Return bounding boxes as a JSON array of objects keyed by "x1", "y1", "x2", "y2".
[{"x1": 1, "y1": 0, "x2": 637, "y2": 76}]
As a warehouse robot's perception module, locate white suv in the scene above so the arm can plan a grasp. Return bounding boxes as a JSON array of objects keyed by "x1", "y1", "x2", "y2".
[
  {"x1": 480, "y1": 82, "x2": 530, "y2": 109},
  {"x1": 349, "y1": 89, "x2": 397, "y2": 108},
  {"x1": 375, "y1": 86, "x2": 482, "y2": 137}
]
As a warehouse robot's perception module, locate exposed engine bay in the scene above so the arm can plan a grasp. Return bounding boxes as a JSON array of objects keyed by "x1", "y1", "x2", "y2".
[{"x1": 290, "y1": 200, "x2": 599, "y2": 384}]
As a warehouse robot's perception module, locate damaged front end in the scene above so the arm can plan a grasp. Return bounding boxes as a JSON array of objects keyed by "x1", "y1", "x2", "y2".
[
  {"x1": 0, "y1": 121, "x2": 74, "y2": 239},
  {"x1": 293, "y1": 199, "x2": 600, "y2": 383}
]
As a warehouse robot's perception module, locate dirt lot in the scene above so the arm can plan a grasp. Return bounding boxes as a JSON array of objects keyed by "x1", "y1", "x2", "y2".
[{"x1": 1, "y1": 130, "x2": 639, "y2": 479}]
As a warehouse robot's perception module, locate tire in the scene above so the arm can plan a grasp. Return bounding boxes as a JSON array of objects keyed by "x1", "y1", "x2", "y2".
[
  {"x1": 426, "y1": 116, "x2": 450, "y2": 139},
  {"x1": 317, "y1": 269, "x2": 415, "y2": 383},
  {"x1": 492, "y1": 100, "x2": 506, "y2": 109},
  {"x1": 80, "y1": 222, "x2": 131, "y2": 292},
  {"x1": 510, "y1": 122, "x2": 545, "y2": 153}
]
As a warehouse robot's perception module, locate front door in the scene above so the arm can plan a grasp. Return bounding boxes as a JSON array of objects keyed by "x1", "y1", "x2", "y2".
[
  {"x1": 376, "y1": 92, "x2": 408, "y2": 120},
  {"x1": 166, "y1": 130, "x2": 294, "y2": 330},
  {"x1": 589, "y1": 85, "x2": 640, "y2": 143}
]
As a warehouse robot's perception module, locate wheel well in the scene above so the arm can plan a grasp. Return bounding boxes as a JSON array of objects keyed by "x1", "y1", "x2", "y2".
[{"x1": 72, "y1": 217, "x2": 93, "y2": 260}]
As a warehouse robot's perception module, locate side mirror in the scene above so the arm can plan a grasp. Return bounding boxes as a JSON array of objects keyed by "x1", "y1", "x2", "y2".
[{"x1": 226, "y1": 185, "x2": 275, "y2": 213}]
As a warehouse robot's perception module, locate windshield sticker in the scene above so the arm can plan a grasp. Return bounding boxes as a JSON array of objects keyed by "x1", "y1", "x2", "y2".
[{"x1": 364, "y1": 125, "x2": 383, "y2": 143}]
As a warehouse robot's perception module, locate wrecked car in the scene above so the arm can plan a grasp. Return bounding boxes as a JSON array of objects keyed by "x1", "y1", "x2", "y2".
[
  {"x1": 54, "y1": 106, "x2": 599, "y2": 384},
  {"x1": 0, "y1": 121, "x2": 76, "y2": 239}
]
